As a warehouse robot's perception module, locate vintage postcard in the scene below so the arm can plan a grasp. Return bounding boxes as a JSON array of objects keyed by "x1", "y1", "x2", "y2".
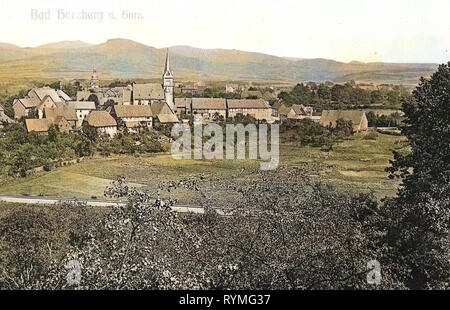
[{"x1": 0, "y1": 0, "x2": 448, "y2": 299}]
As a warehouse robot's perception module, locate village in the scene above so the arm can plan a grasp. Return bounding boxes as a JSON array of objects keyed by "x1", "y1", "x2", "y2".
[{"x1": 3, "y1": 50, "x2": 372, "y2": 137}]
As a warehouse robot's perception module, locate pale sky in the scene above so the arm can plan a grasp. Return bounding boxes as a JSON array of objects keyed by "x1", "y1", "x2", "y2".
[{"x1": 0, "y1": 0, "x2": 449, "y2": 63}]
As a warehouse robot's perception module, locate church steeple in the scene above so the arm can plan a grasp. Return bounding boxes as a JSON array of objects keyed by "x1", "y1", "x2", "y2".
[
  {"x1": 90, "y1": 68, "x2": 99, "y2": 89},
  {"x1": 163, "y1": 49, "x2": 173, "y2": 77},
  {"x1": 162, "y1": 49, "x2": 175, "y2": 111}
]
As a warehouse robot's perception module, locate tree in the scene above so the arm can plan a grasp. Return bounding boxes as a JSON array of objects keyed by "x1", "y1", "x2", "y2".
[{"x1": 384, "y1": 63, "x2": 450, "y2": 289}]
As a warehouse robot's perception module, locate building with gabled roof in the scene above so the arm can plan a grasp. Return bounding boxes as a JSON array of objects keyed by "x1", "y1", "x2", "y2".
[
  {"x1": 191, "y1": 98, "x2": 227, "y2": 120},
  {"x1": 68, "y1": 101, "x2": 96, "y2": 127},
  {"x1": 0, "y1": 104, "x2": 14, "y2": 127},
  {"x1": 112, "y1": 105, "x2": 153, "y2": 132},
  {"x1": 131, "y1": 83, "x2": 165, "y2": 105},
  {"x1": 84, "y1": 111, "x2": 117, "y2": 137},
  {"x1": 227, "y1": 99, "x2": 272, "y2": 121},
  {"x1": 320, "y1": 110, "x2": 368, "y2": 132},
  {"x1": 174, "y1": 98, "x2": 192, "y2": 116},
  {"x1": 25, "y1": 118, "x2": 54, "y2": 134},
  {"x1": 13, "y1": 98, "x2": 39, "y2": 119},
  {"x1": 151, "y1": 102, "x2": 179, "y2": 124},
  {"x1": 44, "y1": 105, "x2": 78, "y2": 128}
]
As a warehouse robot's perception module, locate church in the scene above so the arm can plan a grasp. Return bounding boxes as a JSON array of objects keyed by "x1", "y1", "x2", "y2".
[{"x1": 77, "y1": 49, "x2": 176, "y2": 113}]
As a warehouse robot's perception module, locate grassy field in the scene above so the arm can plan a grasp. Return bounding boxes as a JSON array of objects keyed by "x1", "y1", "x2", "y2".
[{"x1": 0, "y1": 132, "x2": 405, "y2": 201}]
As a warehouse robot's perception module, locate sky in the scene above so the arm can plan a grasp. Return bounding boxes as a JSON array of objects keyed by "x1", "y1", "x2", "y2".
[{"x1": 0, "y1": 0, "x2": 449, "y2": 63}]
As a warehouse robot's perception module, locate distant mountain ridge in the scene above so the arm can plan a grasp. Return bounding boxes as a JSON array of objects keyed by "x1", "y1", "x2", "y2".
[{"x1": 0, "y1": 39, "x2": 438, "y2": 86}]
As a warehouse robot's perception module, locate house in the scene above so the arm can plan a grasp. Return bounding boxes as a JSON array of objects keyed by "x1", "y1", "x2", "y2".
[
  {"x1": 57, "y1": 89, "x2": 72, "y2": 102},
  {"x1": 113, "y1": 105, "x2": 154, "y2": 133},
  {"x1": 69, "y1": 101, "x2": 96, "y2": 127},
  {"x1": 151, "y1": 102, "x2": 179, "y2": 125},
  {"x1": 13, "y1": 98, "x2": 39, "y2": 119},
  {"x1": 36, "y1": 95, "x2": 58, "y2": 118},
  {"x1": 227, "y1": 99, "x2": 272, "y2": 121},
  {"x1": 320, "y1": 110, "x2": 368, "y2": 132},
  {"x1": 174, "y1": 98, "x2": 192, "y2": 116},
  {"x1": 44, "y1": 105, "x2": 78, "y2": 129},
  {"x1": 180, "y1": 81, "x2": 206, "y2": 95},
  {"x1": 12, "y1": 87, "x2": 71, "y2": 119},
  {"x1": 274, "y1": 103, "x2": 318, "y2": 122},
  {"x1": 84, "y1": 111, "x2": 118, "y2": 137},
  {"x1": 130, "y1": 83, "x2": 165, "y2": 106},
  {"x1": 0, "y1": 104, "x2": 14, "y2": 127},
  {"x1": 191, "y1": 98, "x2": 227, "y2": 120},
  {"x1": 25, "y1": 119, "x2": 53, "y2": 134},
  {"x1": 27, "y1": 87, "x2": 64, "y2": 105},
  {"x1": 226, "y1": 84, "x2": 245, "y2": 93}
]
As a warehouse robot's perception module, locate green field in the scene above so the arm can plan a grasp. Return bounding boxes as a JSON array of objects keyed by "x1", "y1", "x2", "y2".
[{"x1": 0, "y1": 132, "x2": 405, "y2": 201}]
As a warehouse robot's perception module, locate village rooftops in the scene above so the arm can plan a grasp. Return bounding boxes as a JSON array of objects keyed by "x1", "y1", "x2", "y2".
[
  {"x1": 0, "y1": 104, "x2": 13, "y2": 123},
  {"x1": 70, "y1": 101, "x2": 96, "y2": 110},
  {"x1": 151, "y1": 102, "x2": 179, "y2": 123},
  {"x1": 25, "y1": 118, "x2": 53, "y2": 133},
  {"x1": 14, "y1": 98, "x2": 38, "y2": 108},
  {"x1": 291, "y1": 104, "x2": 313, "y2": 116},
  {"x1": 192, "y1": 98, "x2": 227, "y2": 110},
  {"x1": 132, "y1": 83, "x2": 164, "y2": 100},
  {"x1": 29, "y1": 87, "x2": 63, "y2": 103},
  {"x1": 114, "y1": 105, "x2": 153, "y2": 118},
  {"x1": 175, "y1": 98, "x2": 192, "y2": 109},
  {"x1": 320, "y1": 110, "x2": 368, "y2": 131},
  {"x1": 227, "y1": 99, "x2": 270, "y2": 109},
  {"x1": 44, "y1": 105, "x2": 78, "y2": 121},
  {"x1": 85, "y1": 111, "x2": 117, "y2": 128},
  {"x1": 57, "y1": 89, "x2": 72, "y2": 101}
]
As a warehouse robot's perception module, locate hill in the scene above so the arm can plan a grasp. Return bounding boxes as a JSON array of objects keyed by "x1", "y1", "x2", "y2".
[{"x1": 0, "y1": 38, "x2": 438, "y2": 91}]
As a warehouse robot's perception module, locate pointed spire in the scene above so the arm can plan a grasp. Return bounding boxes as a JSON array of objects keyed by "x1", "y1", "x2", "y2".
[{"x1": 164, "y1": 49, "x2": 172, "y2": 75}]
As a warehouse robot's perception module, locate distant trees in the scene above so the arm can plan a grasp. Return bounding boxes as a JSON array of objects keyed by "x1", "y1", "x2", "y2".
[
  {"x1": 280, "y1": 118, "x2": 353, "y2": 150},
  {"x1": 278, "y1": 82, "x2": 411, "y2": 110},
  {"x1": 0, "y1": 121, "x2": 166, "y2": 178},
  {"x1": 366, "y1": 111, "x2": 402, "y2": 127}
]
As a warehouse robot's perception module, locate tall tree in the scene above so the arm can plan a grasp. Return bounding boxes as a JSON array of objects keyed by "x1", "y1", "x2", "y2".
[{"x1": 384, "y1": 63, "x2": 450, "y2": 289}]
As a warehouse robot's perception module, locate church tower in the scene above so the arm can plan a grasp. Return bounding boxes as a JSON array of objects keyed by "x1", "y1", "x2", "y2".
[
  {"x1": 162, "y1": 49, "x2": 175, "y2": 111},
  {"x1": 90, "y1": 68, "x2": 99, "y2": 89}
]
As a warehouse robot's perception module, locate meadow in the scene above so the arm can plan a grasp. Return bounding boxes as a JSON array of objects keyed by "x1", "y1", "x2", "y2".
[{"x1": 0, "y1": 131, "x2": 405, "y2": 202}]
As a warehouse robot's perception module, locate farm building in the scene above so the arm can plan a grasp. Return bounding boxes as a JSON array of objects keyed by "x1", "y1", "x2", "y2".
[
  {"x1": 320, "y1": 110, "x2": 368, "y2": 132},
  {"x1": 13, "y1": 87, "x2": 72, "y2": 119},
  {"x1": 227, "y1": 99, "x2": 272, "y2": 121},
  {"x1": 0, "y1": 104, "x2": 14, "y2": 127},
  {"x1": 113, "y1": 105, "x2": 154, "y2": 133},
  {"x1": 191, "y1": 98, "x2": 227, "y2": 120},
  {"x1": 84, "y1": 111, "x2": 118, "y2": 137},
  {"x1": 151, "y1": 102, "x2": 179, "y2": 125},
  {"x1": 44, "y1": 105, "x2": 78, "y2": 129},
  {"x1": 174, "y1": 98, "x2": 192, "y2": 116},
  {"x1": 69, "y1": 101, "x2": 97, "y2": 127},
  {"x1": 25, "y1": 119, "x2": 54, "y2": 134}
]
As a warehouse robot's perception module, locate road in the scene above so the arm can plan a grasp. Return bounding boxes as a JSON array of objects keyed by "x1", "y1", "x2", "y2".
[{"x1": 0, "y1": 195, "x2": 209, "y2": 214}]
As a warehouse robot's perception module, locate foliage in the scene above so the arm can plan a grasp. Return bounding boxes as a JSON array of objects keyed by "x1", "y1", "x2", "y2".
[
  {"x1": 0, "y1": 122, "x2": 166, "y2": 177},
  {"x1": 0, "y1": 123, "x2": 93, "y2": 176},
  {"x1": 280, "y1": 118, "x2": 353, "y2": 148},
  {"x1": 366, "y1": 111, "x2": 402, "y2": 127},
  {"x1": 278, "y1": 83, "x2": 411, "y2": 110},
  {"x1": 384, "y1": 63, "x2": 450, "y2": 289},
  {"x1": 0, "y1": 169, "x2": 403, "y2": 289}
]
